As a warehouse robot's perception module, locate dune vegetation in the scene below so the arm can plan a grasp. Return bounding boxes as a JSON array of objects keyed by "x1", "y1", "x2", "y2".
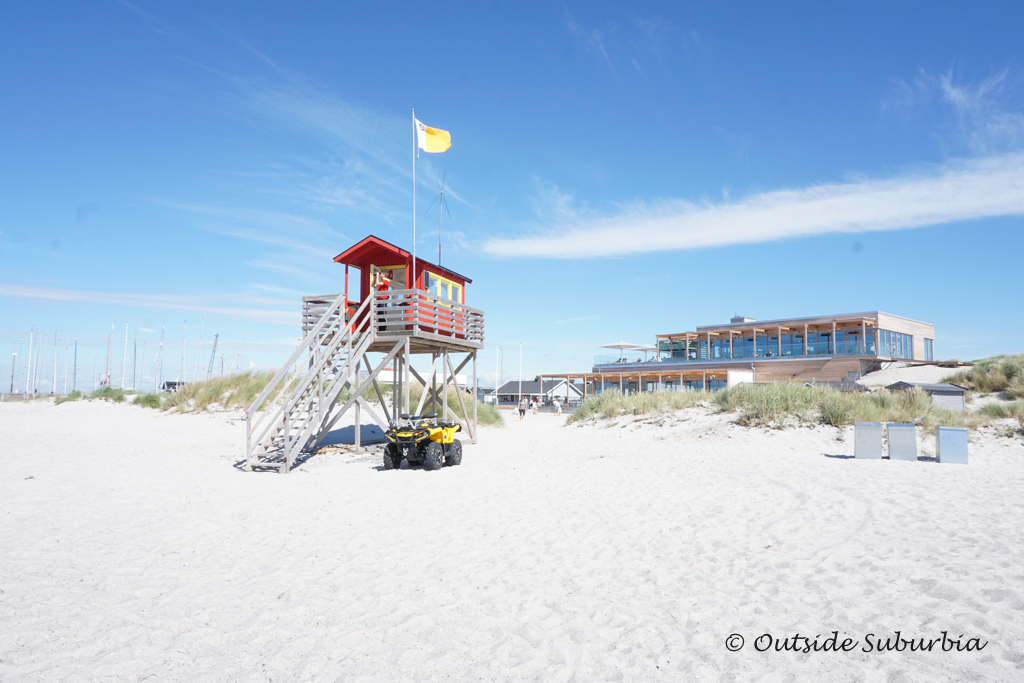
[
  {"x1": 119, "y1": 370, "x2": 503, "y2": 426},
  {"x1": 943, "y1": 354, "x2": 1024, "y2": 399},
  {"x1": 567, "y1": 382, "x2": 998, "y2": 433}
]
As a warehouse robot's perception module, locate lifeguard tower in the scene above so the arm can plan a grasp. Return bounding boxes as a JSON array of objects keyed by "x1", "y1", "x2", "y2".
[{"x1": 244, "y1": 235, "x2": 485, "y2": 472}]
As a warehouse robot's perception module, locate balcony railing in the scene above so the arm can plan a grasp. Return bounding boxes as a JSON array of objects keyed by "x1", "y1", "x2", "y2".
[{"x1": 594, "y1": 341, "x2": 879, "y2": 367}]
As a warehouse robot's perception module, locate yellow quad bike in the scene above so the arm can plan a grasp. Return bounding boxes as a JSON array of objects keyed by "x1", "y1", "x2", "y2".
[{"x1": 383, "y1": 412, "x2": 463, "y2": 471}]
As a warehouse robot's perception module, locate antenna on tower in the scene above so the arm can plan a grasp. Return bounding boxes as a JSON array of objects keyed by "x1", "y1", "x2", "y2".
[{"x1": 424, "y1": 171, "x2": 452, "y2": 267}]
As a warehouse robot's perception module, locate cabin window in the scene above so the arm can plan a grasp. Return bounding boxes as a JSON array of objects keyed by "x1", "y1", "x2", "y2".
[{"x1": 423, "y1": 272, "x2": 462, "y2": 303}]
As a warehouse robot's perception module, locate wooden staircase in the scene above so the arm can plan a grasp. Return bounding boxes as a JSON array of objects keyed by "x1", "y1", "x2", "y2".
[{"x1": 244, "y1": 294, "x2": 393, "y2": 473}]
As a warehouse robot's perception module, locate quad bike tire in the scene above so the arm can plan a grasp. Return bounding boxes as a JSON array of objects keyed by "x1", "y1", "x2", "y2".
[
  {"x1": 383, "y1": 444, "x2": 402, "y2": 470},
  {"x1": 445, "y1": 439, "x2": 463, "y2": 467},
  {"x1": 424, "y1": 442, "x2": 444, "y2": 471}
]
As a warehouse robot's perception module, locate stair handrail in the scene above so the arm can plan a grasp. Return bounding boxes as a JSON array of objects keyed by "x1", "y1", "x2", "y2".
[
  {"x1": 246, "y1": 298, "x2": 374, "y2": 463},
  {"x1": 275, "y1": 300, "x2": 375, "y2": 429},
  {"x1": 247, "y1": 292, "x2": 369, "y2": 421}
]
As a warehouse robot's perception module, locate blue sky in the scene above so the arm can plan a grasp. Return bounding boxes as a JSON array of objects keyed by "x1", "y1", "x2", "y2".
[{"x1": 3, "y1": 1, "x2": 1024, "y2": 393}]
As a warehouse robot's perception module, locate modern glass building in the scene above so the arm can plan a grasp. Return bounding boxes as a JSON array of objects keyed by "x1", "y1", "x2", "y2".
[{"x1": 569, "y1": 311, "x2": 937, "y2": 394}]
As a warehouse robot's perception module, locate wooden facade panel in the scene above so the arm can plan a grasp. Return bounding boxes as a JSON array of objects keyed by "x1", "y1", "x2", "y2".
[{"x1": 876, "y1": 313, "x2": 934, "y2": 360}]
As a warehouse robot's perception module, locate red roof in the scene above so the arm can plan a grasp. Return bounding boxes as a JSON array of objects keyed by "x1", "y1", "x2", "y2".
[{"x1": 333, "y1": 235, "x2": 472, "y2": 283}]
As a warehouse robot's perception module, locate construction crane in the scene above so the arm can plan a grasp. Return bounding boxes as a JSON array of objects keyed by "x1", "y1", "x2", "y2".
[{"x1": 206, "y1": 333, "x2": 219, "y2": 377}]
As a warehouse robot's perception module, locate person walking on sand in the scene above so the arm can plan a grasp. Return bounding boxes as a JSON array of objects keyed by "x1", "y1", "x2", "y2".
[
  {"x1": 518, "y1": 397, "x2": 527, "y2": 421},
  {"x1": 553, "y1": 398, "x2": 561, "y2": 416},
  {"x1": 532, "y1": 397, "x2": 539, "y2": 415}
]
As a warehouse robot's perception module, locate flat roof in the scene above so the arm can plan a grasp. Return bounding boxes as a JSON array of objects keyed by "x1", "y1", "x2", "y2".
[{"x1": 657, "y1": 311, "x2": 932, "y2": 339}]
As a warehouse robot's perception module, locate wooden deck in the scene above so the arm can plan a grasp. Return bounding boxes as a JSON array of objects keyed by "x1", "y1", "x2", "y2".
[{"x1": 303, "y1": 289, "x2": 484, "y2": 353}]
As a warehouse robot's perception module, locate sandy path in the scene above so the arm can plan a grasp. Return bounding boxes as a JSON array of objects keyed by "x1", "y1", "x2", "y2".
[{"x1": 2, "y1": 400, "x2": 1023, "y2": 681}]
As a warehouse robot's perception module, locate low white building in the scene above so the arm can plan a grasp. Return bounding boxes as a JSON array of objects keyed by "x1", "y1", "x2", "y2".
[{"x1": 496, "y1": 377, "x2": 583, "y2": 405}]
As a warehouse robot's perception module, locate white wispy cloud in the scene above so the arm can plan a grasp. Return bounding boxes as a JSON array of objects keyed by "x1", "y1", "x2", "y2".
[
  {"x1": 0, "y1": 285, "x2": 297, "y2": 325},
  {"x1": 483, "y1": 153, "x2": 1024, "y2": 259},
  {"x1": 883, "y1": 68, "x2": 1024, "y2": 153}
]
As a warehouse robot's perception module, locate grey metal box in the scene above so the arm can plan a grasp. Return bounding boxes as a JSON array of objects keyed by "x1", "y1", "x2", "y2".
[
  {"x1": 937, "y1": 427, "x2": 969, "y2": 464},
  {"x1": 855, "y1": 421, "x2": 883, "y2": 459},
  {"x1": 887, "y1": 423, "x2": 918, "y2": 461}
]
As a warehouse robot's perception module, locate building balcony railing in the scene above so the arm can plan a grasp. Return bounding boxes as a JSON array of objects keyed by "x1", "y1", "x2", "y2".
[{"x1": 594, "y1": 341, "x2": 886, "y2": 368}]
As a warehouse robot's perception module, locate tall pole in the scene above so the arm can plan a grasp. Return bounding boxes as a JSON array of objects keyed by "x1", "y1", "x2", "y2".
[
  {"x1": 36, "y1": 333, "x2": 45, "y2": 393},
  {"x1": 438, "y1": 182, "x2": 443, "y2": 266},
  {"x1": 63, "y1": 336, "x2": 68, "y2": 393},
  {"x1": 192, "y1": 318, "x2": 204, "y2": 382},
  {"x1": 412, "y1": 108, "x2": 417, "y2": 296},
  {"x1": 52, "y1": 331, "x2": 58, "y2": 394},
  {"x1": 156, "y1": 323, "x2": 165, "y2": 392},
  {"x1": 139, "y1": 342, "x2": 146, "y2": 393},
  {"x1": 120, "y1": 320, "x2": 129, "y2": 389},
  {"x1": 495, "y1": 345, "x2": 500, "y2": 404},
  {"x1": 26, "y1": 329, "x2": 33, "y2": 394},
  {"x1": 105, "y1": 319, "x2": 113, "y2": 387},
  {"x1": 132, "y1": 331, "x2": 137, "y2": 390},
  {"x1": 179, "y1": 321, "x2": 186, "y2": 382},
  {"x1": 9, "y1": 353, "x2": 15, "y2": 394},
  {"x1": 73, "y1": 338, "x2": 77, "y2": 392}
]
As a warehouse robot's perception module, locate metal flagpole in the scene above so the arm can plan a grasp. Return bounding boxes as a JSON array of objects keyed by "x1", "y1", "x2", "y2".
[
  {"x1": 105, "y1": 319, "x2": 113, "y2": 387},
  {"x1": 120, "y1": 320, "x2": 129, "y2": 389},
  {"x1": 412, "y1": 108, "x2": 417, "y2": 296},
  {"x1": 52, "y1": 331, "x2": 57, "y2": 393},
  {"x1": 26, "y1": 329, "x2": 33, "y2": 394},
  {"x1": 180, "y1": 321, "x2": 186, "y2": 382},
  {"x1": 73, "y1": 337, "x2": 77, "y2": 392},
  {"x1": 156, "y1": 323, "x2": 165, "y2": 393},
  {"x1": 193, "y1": 318, "x2": 204, "y2": 382}
]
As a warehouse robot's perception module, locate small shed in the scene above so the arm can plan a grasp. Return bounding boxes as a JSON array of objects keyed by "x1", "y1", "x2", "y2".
[{"x1": 885, "y1": 382, "x2": 968, "y2": 413}]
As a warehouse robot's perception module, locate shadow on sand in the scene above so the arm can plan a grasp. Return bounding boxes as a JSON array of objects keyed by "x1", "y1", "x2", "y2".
[{"x1": 234, "y1": 424, "x2": 387, "y2": 472}]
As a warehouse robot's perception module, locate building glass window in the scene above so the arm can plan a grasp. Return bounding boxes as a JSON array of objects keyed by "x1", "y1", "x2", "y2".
[{"x1": 924, "y1": 338, "x2": 934, "y2": 361}]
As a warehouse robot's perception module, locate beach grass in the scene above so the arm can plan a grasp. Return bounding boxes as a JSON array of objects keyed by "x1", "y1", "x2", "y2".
[
  {"x1": 54, "y1": 390, "x2": 82, "y2": 405},
  {"x1": 88, "y1": 386, "x2": 127, "y2": 403},
  {"x1": 162, "y1": 371, "x2": 277, "y2": 412},
  {"x1": 568, "y1": 382, "x2": 987, "y2": 432},
  {"x1": 943, "y1": 354, "x2": 1024, "y2": 397},
  {"x1": 566, "y1": 389, "x2": 709, "y2": 424},
  {"x1": 132, "y1": 393, "x2": 163, "y2": 409},
  {"x1": 150, "y1": 371, "x2": 503, "y2": 426}
]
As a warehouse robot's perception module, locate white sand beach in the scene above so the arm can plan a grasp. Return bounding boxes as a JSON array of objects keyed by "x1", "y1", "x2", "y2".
[{"x1": 2, "y1": 399, "x2": 1023, "y2": 681}]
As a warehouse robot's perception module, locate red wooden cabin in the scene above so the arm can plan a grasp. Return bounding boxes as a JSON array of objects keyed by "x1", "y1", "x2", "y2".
[{"x1": 333, "y1": 235, "x2": 474, "y2": 339}]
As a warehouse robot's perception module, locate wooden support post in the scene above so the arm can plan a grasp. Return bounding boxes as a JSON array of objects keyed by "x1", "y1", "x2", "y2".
[
  {"x1": 752, "y1": 328, "x2": 757, "y2": 358},
  {"x1": 702, "y1": 369, "x2": 707, "y2": 391},
  {"x1": 730, "y1": 332, "x2": 734, "y2": 360},
  {"x1": 831, "y1": 321, "x2": 837, "y2": 355},
  {"x1": 354, "y1": 400, "x2": 362, "y2": 453},
  {"x1": 442, "y1": 348, "x2": 449, "y2": 420},
  {"x1": 404, "y1": 337, "x2": 410, "y2": 417},
  {"x1": 803, "y1": 324, "x2": 808, "y2": 356},
  {"x1": 777, "y1": 326, "x2": 782, "y2": 358},
  {"x1": 861, "y1": 320, "x2": 866, "y2": 355},
  {"x1": 472, "y1": 351, "x2": 477, "y2": 439},
  {"x1": 431, "y1": 352, "x2": 438, "y2": 415}
]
